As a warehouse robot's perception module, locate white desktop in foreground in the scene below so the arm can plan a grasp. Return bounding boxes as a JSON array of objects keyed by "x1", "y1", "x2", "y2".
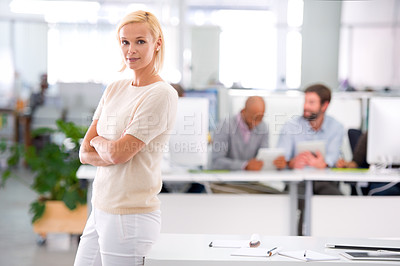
[{"x1": 146, "y1": 234, "x2": 400, "y2": 265}]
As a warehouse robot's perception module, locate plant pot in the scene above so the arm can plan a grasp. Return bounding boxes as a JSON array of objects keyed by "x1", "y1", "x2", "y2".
[{"x1": 32, "y1": 201, "x2": 87, "y2": 236}]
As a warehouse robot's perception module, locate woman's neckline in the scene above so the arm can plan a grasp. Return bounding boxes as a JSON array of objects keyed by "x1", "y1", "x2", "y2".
[{"x1": 130, "y1": 80, "x2": 164, "y2": 88}]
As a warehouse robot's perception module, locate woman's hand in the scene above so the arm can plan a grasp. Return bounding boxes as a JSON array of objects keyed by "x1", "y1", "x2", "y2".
[
  {"x1": 90, "y1": 134, "x2": 145, "y2": 165},
  {"x1": 79, "y1": 120, "x2": 112, "y2": 166}
]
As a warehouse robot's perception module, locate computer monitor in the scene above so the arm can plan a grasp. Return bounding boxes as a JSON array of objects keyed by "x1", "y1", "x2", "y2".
[
  {"x1": 184, "y1": 88, "x2": 218, "y2": 132},
  {"x1": 367, "y1": 97, "x2": 400, "y2": 166},
  {"x1": 168, "y1": 97, "x2": 209, "y2": 169}
]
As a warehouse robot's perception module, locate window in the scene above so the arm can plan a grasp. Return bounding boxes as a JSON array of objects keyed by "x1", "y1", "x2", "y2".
[
  {"x1": 187, "y1": 0, "x2": 303, "y2": 89},
  {"x1": 48, "y1": 23, "x2": 122, "y2": 84},
  {"x1": 217, "y1": 10, "x2": 277, "y2": 89},
  {"x1": 339, "y1": 0, "x2": 400, "y2": 89},
  {"x1": 46, "y1": 1, "x2": 304, "y2": 90}
]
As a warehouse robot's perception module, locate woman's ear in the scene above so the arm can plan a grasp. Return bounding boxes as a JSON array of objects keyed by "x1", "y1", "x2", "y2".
[{"x1": 155, "y1": 37, "x2": 162, "y2": 51}]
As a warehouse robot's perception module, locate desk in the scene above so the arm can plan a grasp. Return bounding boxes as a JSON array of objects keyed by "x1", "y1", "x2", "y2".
[
  {"x1": 146, "y1": 233, "x2": 400, "y2": 265},
  {"x1": 301, "y1": 169, "x2": 400, "y2": 236},
  {"x1": 0, "y1": 108, "x2": 32, "y2": 147},
  {"x1": 76, "y1": 165, "x2": 400, "y2": 237},
  {"x1": 77, "y1": 165, "x2": 301, "y2": 235}
]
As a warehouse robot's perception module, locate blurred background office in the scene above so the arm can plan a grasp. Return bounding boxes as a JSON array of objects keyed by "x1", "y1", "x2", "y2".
[
  {"x1": 1, "y1": 0, "x2": 400, "y2": 141},
  {"x1": 1, "y1": 0, "x2": 400, "y2": 265}
]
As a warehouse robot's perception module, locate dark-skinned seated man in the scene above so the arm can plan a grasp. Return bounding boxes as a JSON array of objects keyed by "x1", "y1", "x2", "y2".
[{"x1": 210, "y1": 96, "x2": 284, "y2": 194}]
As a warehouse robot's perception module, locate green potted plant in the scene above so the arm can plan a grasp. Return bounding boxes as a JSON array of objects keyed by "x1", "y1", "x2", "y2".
[{"x1": 0, "y1": 119, "x2": 88, "y2": 233}]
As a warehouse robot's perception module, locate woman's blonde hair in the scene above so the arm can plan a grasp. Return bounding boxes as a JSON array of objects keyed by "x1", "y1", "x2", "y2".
[{"x1": 116, "y1": 10, "x2": 164, "y2": 74}]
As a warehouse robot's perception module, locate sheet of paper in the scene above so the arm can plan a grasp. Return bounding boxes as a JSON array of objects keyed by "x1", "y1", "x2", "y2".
[
  {"x1": 231, "y1": 247, "x2": 280, "y2": 257},
  {"x1": 279, "y1": 250, "x2": 340, "y2": 261},
  {"x1": 209, "y1": 240, "x2": 249, "y2": 248}
]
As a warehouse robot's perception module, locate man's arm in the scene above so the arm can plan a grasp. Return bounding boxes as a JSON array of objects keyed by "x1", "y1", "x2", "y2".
[
  {"x1": 324, "y1": 123, "x2": 345, "y2": 167},
  {"x1": 275, "y1": 123, "x2": 295, "y2": 169},
  {"x1": 211, "y1": 120, "x2": 247, "y2": 170}
]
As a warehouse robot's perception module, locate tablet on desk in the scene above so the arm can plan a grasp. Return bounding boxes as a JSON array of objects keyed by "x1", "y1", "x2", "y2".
[
  {"x1": 296, "y1": 140, "x2": 326, "y2": 157},
  {"x1": 256, "y1": 148, "x2": 285, "y2": 170},
  {"x1": 341, "y1": 251, "x2": 400, "y2": 261}
]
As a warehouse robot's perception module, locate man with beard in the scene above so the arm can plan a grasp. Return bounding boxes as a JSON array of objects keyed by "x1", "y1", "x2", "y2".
[
  {"x1": 273, "y1": 84, "x2": 344, "y2": 235},
  {"x1": 274, "y1": 84, "x2": 344, "y2": 194}
]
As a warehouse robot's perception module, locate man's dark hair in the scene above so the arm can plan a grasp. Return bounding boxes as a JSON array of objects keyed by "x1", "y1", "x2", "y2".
[{"x1": 304, "y1": 84, "x2": 331, "y2": 104}]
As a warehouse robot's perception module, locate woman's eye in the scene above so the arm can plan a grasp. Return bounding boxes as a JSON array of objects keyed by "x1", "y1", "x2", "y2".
[
  {"x1": 121, "y1": 40, "x2": 129, "y2": 45},
  {"x1": 137, "y1": 40, "x2": 145, "y2": 44}
]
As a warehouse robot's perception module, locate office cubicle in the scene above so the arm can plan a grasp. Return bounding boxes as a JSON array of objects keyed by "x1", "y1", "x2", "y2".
[
  {"x1": 159, "y1": 194, "x2": 291, "y2": 236},
  {"x1": 311, "y1": 196, "x2": 400, "y2": 238}
]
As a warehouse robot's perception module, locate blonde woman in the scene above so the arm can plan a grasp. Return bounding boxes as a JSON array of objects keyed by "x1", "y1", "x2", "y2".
[{"x1": 74, "y1": 10, "x2": 178, "y2": 266}]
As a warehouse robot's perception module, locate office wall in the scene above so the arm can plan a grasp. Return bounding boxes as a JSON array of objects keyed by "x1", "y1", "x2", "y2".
[
  {"x1": 14, "y1": 22, "x2": 48, "y2": 87},
  {"x1": 0, "y1": 20, "x2": 47, "y2": 93},
  {"x1": 190, "y1": 26, "x2": 220, "y2": 89},
  {"x1": 0, "y1": 21, "x2": 13, "y2": 105},
  {"x1": 340, "y1": 0, "x2": 400, "y2": 89},
  {"x1": 301, "y1": 0, "x2": 342, "y2": 90}
]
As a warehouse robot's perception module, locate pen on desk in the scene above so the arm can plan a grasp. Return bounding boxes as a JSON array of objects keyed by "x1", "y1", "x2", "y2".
[{"x1": 267, "y1": 247, "x2": 279, "y2": 257}]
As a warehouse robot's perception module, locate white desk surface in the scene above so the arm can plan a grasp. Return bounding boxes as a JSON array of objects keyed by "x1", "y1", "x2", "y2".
[
  {"x1": 146, "y1": 234, "x2": 400, "y2": 265},
  {"x1": 76, "y1": 165, "x2": 303, "y2": 182},
  {"x1": 77, "y1": 165, "x2": 400, "y2": 182},
  {"x1": 301, "y1": 169, "x2": 400, "y2": 182}
]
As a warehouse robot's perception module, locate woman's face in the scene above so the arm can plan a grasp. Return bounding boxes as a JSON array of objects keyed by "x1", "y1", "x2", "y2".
[{"x1": 119, "y1": 22, "x2": 159, "y2": 72}]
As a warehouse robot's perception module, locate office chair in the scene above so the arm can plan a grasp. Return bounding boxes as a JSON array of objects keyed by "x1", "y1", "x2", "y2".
[
  {"x1": 348, "y1": 129, "x2": 362, "y2": 153},
  {"x1": 347, "y1": 129, "x2": 368, "y2": 195}
]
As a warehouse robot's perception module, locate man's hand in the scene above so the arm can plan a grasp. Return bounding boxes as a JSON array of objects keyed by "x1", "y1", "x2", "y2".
[
  {"x1": 245, "y1": 158, "x2": 264, "y2": 171},
  {"x1": 335, "y1": 158, "x2": 346, "y2": 168},
  {"x1": 288, "y1": 152, "x2": 308, "y2": 169},
  {"x1": 273, "y1": 155, "x2": 287, "y2": 170},
  {"x1": 336, "y1": 158, "x2": 358, "y2": 168},
  {"x1": 304, "y1": 151, "x2": 327, "y2": 169}
]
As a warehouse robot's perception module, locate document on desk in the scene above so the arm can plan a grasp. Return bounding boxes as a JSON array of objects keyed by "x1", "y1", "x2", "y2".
[
  {"x1": 231, "y1": 247, "x2": 281, "y2": 257},
  {"x1": 209, "y1": 240, "x2": 249, "y2": 248},
  {"x1": 279, "y1": 250, "x2": 340, "y2": 262},
  {"x1": 210, "y1": 234, "x2": 261, "y2": 248}
]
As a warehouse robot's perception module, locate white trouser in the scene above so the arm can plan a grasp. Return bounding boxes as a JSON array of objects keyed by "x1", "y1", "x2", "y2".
[{"x1": 74, "y1": 207, "x2": 161, "y2": 266}]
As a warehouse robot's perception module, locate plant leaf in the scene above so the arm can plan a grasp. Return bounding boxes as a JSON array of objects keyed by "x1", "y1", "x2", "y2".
[
  {"x1": 30, "y1": 201, "x2": 46, "y2": 223},
  {"x1": 63, "y1": 189, "x2": 79, "y2": 210},
  {"x1": 31, "y1": 127, "x2": 56, "y2": 138},
  {"x1": 1, "y1": 169, "x2": 12, "y2": 187},
  {"x1": 0, "y1": 139, "x2": 7, "y2": 152}
]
